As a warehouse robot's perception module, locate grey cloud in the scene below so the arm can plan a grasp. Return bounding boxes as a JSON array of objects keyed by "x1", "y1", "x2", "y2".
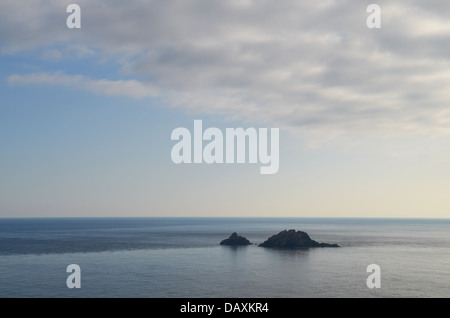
[{"x1": 2, "y1": 0, "x2": 450, "y2": 137}]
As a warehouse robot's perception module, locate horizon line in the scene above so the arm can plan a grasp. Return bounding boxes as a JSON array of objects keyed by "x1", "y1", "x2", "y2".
[{"x1": 0, "y1": 216, "x2": 449, "y2": 220}]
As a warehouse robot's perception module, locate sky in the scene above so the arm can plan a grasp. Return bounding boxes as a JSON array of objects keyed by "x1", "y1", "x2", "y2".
[{"x1": 1, "y1": 0, "x2": 450, "y2": 218}]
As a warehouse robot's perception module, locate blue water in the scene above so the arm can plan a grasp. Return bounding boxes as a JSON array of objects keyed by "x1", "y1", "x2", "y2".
[{"x1": 0, "y1": 218, "x2": 449, "y2": 297}]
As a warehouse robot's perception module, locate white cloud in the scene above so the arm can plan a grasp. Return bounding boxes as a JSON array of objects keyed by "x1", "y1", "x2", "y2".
[
  {"x1": 8, "y1": 72, "x2": 159, "y2": 99},
  {"x1": 3, "y1": 0, "x2": 450, "y2": 137},
  {"x1": 41, "y1": 49, "x2": 62, "y2": 60}
]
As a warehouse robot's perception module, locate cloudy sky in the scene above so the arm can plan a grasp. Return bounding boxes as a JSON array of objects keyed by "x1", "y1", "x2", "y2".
[{"x1": 1, "y1": 0, "x2": 450, "y2": 218}]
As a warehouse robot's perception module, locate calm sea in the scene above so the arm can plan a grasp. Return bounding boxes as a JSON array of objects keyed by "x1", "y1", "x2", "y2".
[{"x1": 0, "y1": 217, "x2": 449, "y2": 298}]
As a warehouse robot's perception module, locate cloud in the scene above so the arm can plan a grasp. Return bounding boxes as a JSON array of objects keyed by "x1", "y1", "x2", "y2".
[
  {"x1": 8, "y1": 72, "x2": 159, "y2": 99},
  {"x1": 41, "y1": 49, "x2": 62, "y2": 60},
  {"x1": 2, "y1": 0, "x2": 450, "y2": 136}
]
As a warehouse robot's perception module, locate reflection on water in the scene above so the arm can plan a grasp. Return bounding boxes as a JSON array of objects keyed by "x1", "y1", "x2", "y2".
[{"x1": 0, "y1": 218, "x2": 450, "y2": 297}]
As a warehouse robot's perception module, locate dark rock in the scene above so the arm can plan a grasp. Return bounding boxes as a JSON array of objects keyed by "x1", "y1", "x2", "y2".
[
  {"x1": 220, "y1": 232, "x2": 251, "y2": 246},
  {"x1": 259, "y1": 229, "x2": 340, "y2": 248}
]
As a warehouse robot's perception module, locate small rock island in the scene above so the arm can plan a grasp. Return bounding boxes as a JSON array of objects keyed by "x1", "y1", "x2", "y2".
[
  {"x1": 220, "y1": 232, "x2": 252, "y2": 246},
  {"x1": 259, "y1": 229, "x2": 340, "y2": 248}
]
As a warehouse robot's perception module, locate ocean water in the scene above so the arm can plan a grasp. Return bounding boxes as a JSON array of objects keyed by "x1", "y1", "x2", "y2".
[{"x1": 0, "y1": 217, "x2": 449, "y2": 298}]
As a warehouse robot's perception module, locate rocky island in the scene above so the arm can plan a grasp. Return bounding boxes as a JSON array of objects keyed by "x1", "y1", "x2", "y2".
[
  {"x1": 220, "y1": 232, "x2": 252, "y2": 246},
  {"x1": 259, "y1": 229, "x2": 340, "y2": 248}
]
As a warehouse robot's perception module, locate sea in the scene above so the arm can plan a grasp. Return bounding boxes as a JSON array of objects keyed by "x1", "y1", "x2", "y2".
[{"x1": 0, "y1": 217, "x2": 449, "y2": 298}]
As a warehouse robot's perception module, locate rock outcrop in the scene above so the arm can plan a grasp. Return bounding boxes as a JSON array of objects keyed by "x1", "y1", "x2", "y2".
[
  {"x1": 259, "y1": 229, "x2": 339, "y2": 248},
  {"x1": 220, "y1": 232, "x2": 251, "y2": 246}
]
